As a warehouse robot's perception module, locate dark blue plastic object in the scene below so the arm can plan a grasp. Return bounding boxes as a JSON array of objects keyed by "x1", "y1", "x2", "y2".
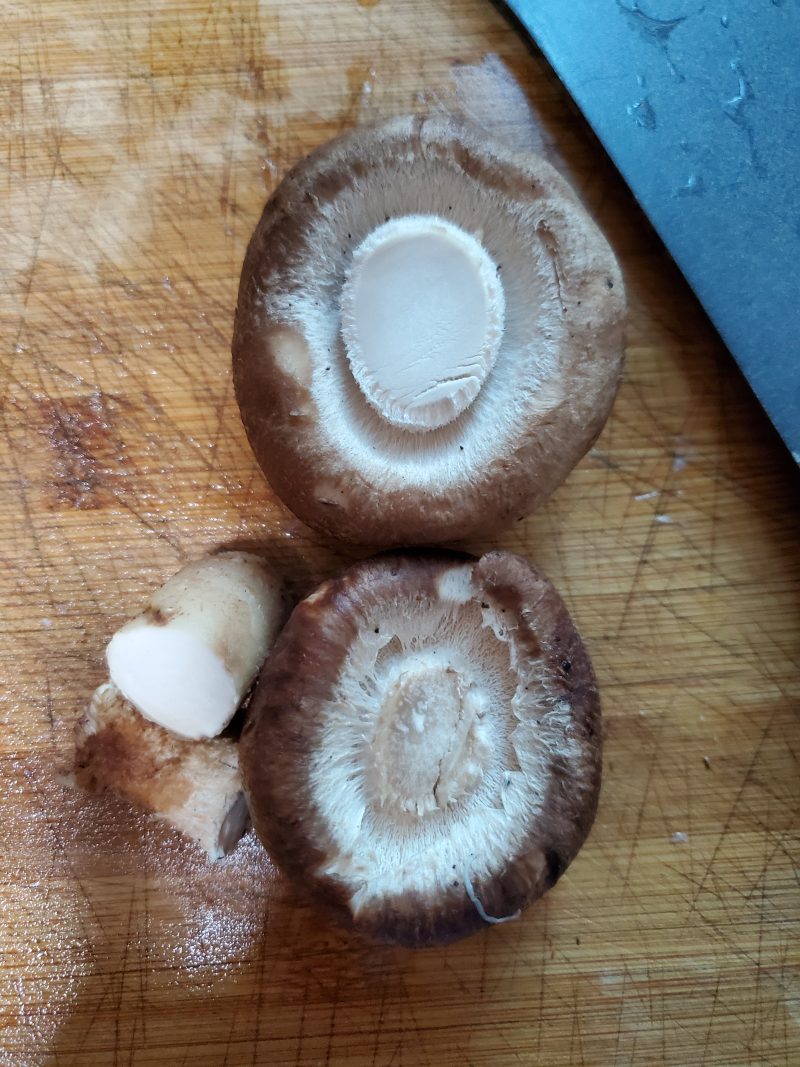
[{"x1": 503, "y1": 0, "x2": 800, "y2": 459}]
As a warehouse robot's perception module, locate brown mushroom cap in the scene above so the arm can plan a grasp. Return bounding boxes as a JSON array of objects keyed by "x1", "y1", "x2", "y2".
[
  {"x1": 239, "y1": 550, "x2": 601, "y2": 947},
  {"x1": 233, "y1": 114, "x2": 625, "y2": 546}
]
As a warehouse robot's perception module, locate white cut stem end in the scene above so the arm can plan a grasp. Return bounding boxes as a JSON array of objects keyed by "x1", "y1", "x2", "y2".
[
  {"x1": 107, "y1": 552, "x2": 285, "y2": 740},
  {"x1": 341, "y1": 215, "x2": 505, "y2": 432}
]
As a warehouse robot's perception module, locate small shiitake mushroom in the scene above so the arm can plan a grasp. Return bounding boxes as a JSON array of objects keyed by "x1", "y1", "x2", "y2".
[
  {"x1": 239, "y1": 550, "x2": 601, "y2": 947},
  {"x1": 233, "y1": 114, "x2": 625, "y2": 545}
]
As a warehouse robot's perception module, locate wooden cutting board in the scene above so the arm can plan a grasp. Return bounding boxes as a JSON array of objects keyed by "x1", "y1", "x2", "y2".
[{"x1": 1, "y1": 1, "x2": 798, "y2": 1064}]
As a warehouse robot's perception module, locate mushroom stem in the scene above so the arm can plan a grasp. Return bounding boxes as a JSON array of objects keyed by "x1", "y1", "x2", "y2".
[
  {"x1": 340, "y1": 214, "x2": 505, "y2": 431},
  {"x1": 106, "y1": 552, "x2": 286, "y2": 740},
  {"x1": 73, "y1": 682, "x2": 250, "y2": 860}
]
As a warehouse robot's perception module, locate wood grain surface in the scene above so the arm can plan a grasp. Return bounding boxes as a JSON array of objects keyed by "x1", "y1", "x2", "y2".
[{"x1": 1, "y1": 1, "x2": 798, "y2": 1064}]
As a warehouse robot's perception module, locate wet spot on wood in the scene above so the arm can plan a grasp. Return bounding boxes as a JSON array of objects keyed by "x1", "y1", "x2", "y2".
[
  {"x1": 33, "y1": 392, "x2": 124, "y2": 510},
  {"x1": 241, "y1": 53, "x2": 287, "y2": 102}
]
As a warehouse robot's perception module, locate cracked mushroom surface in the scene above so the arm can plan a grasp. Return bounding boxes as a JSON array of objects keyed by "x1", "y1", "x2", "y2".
[
  {"x1": 233, "y1": 114, "x2": 625, "y2": 545},
  {"x1": 239, "y1": 551, "x2": 601, "y2": 947}
]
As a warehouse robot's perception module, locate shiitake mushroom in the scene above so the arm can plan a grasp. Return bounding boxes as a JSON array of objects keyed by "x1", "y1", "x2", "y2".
[
  {"x1": 240, "y1": 550, "x2": 601, "y2": 947},
  {"x1": 233, "y1": 114, "x2": 625, "y2": 545}
]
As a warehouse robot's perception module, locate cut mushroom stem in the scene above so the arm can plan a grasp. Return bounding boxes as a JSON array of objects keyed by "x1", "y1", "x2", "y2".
[
  {"x1": 106, "y1": 552, "x2": 286, "y2": 740},
  {"x1": 72, "y1": 682, "x2": 250, "y2": 860},
  {"x1": 340, "y1": 214, "x2": 505, "y2": 431}
]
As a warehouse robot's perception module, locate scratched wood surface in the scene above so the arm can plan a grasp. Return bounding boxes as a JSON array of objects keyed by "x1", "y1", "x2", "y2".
[{"x1": 1, "y1": 0, "x2": 798, "y2": 1064}]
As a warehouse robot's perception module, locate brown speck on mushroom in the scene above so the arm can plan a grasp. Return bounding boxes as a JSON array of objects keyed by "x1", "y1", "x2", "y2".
[{"x1": 240, "y1": 549, "x2": 601, "y2": 947}]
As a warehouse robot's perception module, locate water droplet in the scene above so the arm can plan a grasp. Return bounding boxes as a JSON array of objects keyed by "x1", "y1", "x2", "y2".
[
  {"x1": 617, "y1": 0, "x2": 685, "y2": 43},
  {"x1": 724, "y1": 59, "x2": 752, "y2": 125},
  {"x1": 677, "y1": 173, "x2": 704, "y2": 197},
  {"x1": 627, "y1": 96, "x2": 657, "y2": 131},
  {"x1": 617, "y1": 0, "x2": 685, "y2": 78}
]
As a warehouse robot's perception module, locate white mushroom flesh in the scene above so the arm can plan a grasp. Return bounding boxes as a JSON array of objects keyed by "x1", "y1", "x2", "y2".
[
  {"x1": 306, "y1": 563, "x2": 584, "y2": 914},
  {"x1": 340, "y1": 215, "x2": 504, "y2": 431},
  {"x1": 107, "y1": 552, "x2": 284, "y2": 740}
]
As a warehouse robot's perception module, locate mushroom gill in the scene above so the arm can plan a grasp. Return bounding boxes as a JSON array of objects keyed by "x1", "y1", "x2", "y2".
[{"x1": 240, "y1": 550, "x2": 602, "y2": 947}]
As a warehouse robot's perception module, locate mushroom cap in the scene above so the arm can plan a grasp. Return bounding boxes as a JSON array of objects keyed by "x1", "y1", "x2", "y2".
[
  {"x1": 233, "y1": 114, "x2": 625, "y2": 545},
  {"x1": 239, "y1": 550, "x2": 601, "y2": 947}
]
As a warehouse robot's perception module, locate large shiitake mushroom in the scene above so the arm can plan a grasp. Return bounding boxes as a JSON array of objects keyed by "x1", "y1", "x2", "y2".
[
  {"x1": 240, "y1": 550, "x2": 601, "y2": 947},
  {"x1": 233, "y1": 114, "x2": 625, "y2": 545}
]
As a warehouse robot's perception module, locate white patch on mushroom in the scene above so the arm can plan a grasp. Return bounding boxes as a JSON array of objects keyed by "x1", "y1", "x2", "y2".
[
  {"x1": 435, "y1": 562, "x2": 475, "y2": 604},
  {"x1": 463, "y1": 873, "x2": 521, "y2": 925},
  {"x1": 341, "y1": 215, "x2": 505, "y2": 431},
  {"x1": 107, "y1": 553, "x2": 285, "y2": 740}
]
